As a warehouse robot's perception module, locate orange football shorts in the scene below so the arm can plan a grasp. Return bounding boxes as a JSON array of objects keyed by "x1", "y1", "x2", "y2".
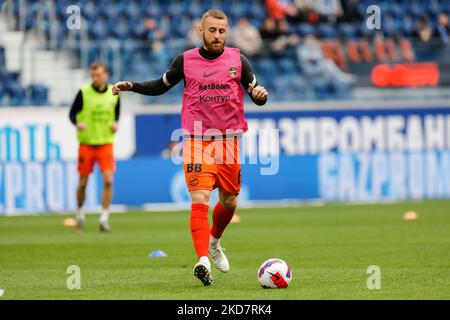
[
  {"x1": 78, "y1": 144, "x2": 115, "y2": 176},
  {"x1": 183, "y1": 137, "x2": 241, "y2": 195}
]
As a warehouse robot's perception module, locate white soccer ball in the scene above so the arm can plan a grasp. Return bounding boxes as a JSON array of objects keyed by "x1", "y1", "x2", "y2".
[{"x1": 257, "y1": 258, "x2": 292, "y2": 289}]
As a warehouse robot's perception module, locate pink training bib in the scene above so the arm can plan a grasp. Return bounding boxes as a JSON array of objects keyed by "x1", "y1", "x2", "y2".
[{"x1": 182, "y1": 47, "x2": 247, "y2": 136}]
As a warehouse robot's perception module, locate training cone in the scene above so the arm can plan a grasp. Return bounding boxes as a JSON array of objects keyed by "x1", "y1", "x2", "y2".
[
  {"x1": 63, "y1": 218, "x2": 77, "y2": 227},
  {"x1": 403, "y1": 211, "x2": 418, "y2": 220},
  {"x1": 148, "y1": 250, "x2": 168, "y2": 257}
]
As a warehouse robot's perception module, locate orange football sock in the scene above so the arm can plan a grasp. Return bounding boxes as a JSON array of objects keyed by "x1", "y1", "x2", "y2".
[
  {"x1": 190, "y1": 203, "x2": 210, "y2": 258},
  {"x1": 211, "y1": 202, "x2": 235, "y2": 239}
]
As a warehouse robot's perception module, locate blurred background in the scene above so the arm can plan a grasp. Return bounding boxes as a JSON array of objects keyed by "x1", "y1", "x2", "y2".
[
  {"x1": 1, "y1": 0, "x2": 450, "y2": 106},
  {"x1": 0, "y1": 0, "x2": 449, "y2": 214}
]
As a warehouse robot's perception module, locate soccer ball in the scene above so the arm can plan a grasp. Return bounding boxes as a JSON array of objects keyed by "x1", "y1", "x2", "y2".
[{"x1": 257, "y1": 258, "x2": 292, "y2": 289}]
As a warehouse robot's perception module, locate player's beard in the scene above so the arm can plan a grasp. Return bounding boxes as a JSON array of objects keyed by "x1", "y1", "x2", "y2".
[{"x1": 203, "y1": 36, "x2": 226, "y2": 54}]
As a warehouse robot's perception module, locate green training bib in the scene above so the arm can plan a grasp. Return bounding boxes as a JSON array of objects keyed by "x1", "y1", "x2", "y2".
[{"x1": 76, "y1": 84, "x2": 119, "y2": 145}]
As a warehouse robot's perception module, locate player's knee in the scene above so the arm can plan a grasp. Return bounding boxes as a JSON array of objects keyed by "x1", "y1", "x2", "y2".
[
  {"x1": 222, "y1": 196, "x2": 237, "y2": 210},
  {"x1": 104, "y1": 179, "x2": 113, "y2": 189},
  {"x1": 78, "y1": 184, "x2": 87, "y2": 193},
  {"x1": 78, "y1": 179, "x2": 88, "y2": 191},
  {"x1": 191, "y1": 191, "x2": 210, "y2": 205}
]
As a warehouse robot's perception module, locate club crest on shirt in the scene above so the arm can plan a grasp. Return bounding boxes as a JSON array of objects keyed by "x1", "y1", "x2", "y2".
[{"x1": 229, "y1": 67, "x2": 237, "y2": 78}]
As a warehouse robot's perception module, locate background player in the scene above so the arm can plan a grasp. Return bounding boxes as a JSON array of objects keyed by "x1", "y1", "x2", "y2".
[
  {"x1": 112, "y1": 9, "x2": 268, "y2": 285},
  {"x1": 69, "y1": 62, "x2": 121, "y2": 233}
]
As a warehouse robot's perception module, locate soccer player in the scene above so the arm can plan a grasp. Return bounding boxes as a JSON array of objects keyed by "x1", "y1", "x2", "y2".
[
  {"x1": 112, "y1": 9, "x2": 268, "y2": 285},
  {"x1": 69, "y1": 62, "x2": 121, "y2": 233}
]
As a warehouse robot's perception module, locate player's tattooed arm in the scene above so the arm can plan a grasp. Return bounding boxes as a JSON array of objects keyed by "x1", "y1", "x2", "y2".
[
  {"x1": 112, "y1": 54, "x2": 184, "y2": 96},
  {"x1": 241, "y1": 54, "x2": 268, "y2": 106}
]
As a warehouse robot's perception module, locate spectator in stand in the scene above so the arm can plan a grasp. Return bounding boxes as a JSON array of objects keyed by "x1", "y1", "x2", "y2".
[
  {"x1": 434, "y1": 13, "x2": 450, "y2": 44},
  {"x1": 231, "y1": 18, "x2": 263, "y2": 56},
  {"x1": 293, "y1": 0, "x2": 319, "y2": 23},
  {"x1": 265, "y1": 0, "x2": 300, "y2": 22},
  {"x1": 142, "y1": 18, "x2": 165, "y2": 43},
  {"x1": 313, "y1": 0, "x2": 343, "y2": 23},
  {"x1": 270, "y1": 19, "x2": 301, "y2": 52},
  {"x1": 413, "y1": 18, "x2": 434, "y2": 43},
  {"x1": 260, "y1": 17, "x2": 282, "y2": 53},
  {"x1": 296, "y1": 35, "x2": 356, "y2": 86},
  {"x1": 340, "y1": 0, "x2": 363, "y2": 23},
  {"x1": 260, "y1": 17, "x2": 299, "y2": 54},
  {"x1": 187, "y1": 19, "x2": 203, "y2": 48},
  {"x1": 294, "y1": 0, "x2": 314, "y2": 10}
]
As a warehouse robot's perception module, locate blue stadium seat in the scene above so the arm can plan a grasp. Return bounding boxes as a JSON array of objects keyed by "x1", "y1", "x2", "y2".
[
  {"x1": 317, "y1": 23, "x2": 336, "y2": 39},
  {"x1": 144, "y1": 0, "x2": 163, "y2": 19},
  {"x1": 186, "y1": 0, "x2": 203, "y2": 19},
  {"x1": 256, "y1": 58, "x2": 276, "y2": 79},
  {"x1": 338, "y1": 23, "x2": 358, "y2": 40},
  {"x1": 276, "y1": 58, "x2": 298, "y2": 75},
  {"x1": 28, "y1": 84, "x2": 49, "y2": 106},
  {"x1": 408, "y1": 3, "x2": 426, "y2": 20},
  {"x1": 103, "y1": 2, "x2": 120, "y2": 20},
  {"x1": 290, "y1": 75, "x2": 308, "y2": 100},
  {"x1": 272, "y1": 75, "x2": 302, "y2": 101},
  {"x1": 89, "y1": 19, "x2": 108, "y2": 41},
  {"x1": 125, "y1": 1, "x2": 141, "y2": 20},
  {"x1": 390, "y1": 3, "x2": 404, "y2": 18},
  {"x1": 357, "y1": 22, "x2": 376, "y2": 38},
  {"x1": 297, "y1": 23, "x2": 316, "y2": 37},
  {"x1": 246, "y1": 0, "x2": 266, "y2": 21},
  {"x1": 330, "y1": 81, "x2": 353, "y2": 100},
  {"x1": 0, "y1": 47, "x2": 5, "y2": 67},
  {"x1": 399, "y1": 15, "x2": 416, "y2": 37},
  {"x1": 0, "y1": 83, "x2": 5, "y2": 105},
  {"x1": 82, "y1": 1, "x2": 98, "y2": 22},
  {"x1": 10, "y1": 0, "x2": 445, "y2": 104},
  {"x1": 167, "y1": 0, "x2": 187, "y2": 20},
  {"x1": 5, "y1": 82, "x2": 27, "y2": 106},
  {"x1": 382, "y1": 14, "x2": 401, "y2": 37}
]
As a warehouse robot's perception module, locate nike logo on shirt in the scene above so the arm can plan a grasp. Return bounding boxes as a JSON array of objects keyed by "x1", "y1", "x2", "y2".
[{"x1": 203, "y1": 70, "x2": 221, "y2": 78}]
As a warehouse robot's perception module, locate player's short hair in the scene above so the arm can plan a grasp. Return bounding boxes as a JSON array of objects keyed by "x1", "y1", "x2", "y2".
[
  {"x1": 89, "y1": 61, "x2": 108, "y2": 72},
  {"x1": 201, "y1": 9, "x2": 228, "y2": 24}
]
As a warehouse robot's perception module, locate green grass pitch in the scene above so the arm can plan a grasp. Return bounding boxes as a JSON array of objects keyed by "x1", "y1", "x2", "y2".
[{"x1": 0, "y1": 200, "x2": 449, "y2": 299}]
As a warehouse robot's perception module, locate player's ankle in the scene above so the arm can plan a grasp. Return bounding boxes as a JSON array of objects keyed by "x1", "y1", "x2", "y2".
[
  {"x1": 199, "y1": 256, "x2": 210, "y2": 268},
  {"x1": 76, "y1": 208, "x2": 85, "y2": 221},
  {"x1": 209, "y1": 235, "x2": 220, "y2": 248},
  {"x1": 100, "y1": 208, "x2": 110, "y2": 224}
]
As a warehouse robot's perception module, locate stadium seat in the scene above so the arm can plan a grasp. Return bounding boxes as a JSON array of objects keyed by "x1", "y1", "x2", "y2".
[
  {"x1": 0, "y1": 47, "x2": 5, "y2": 68},
  {"x1": 3, "y1": 0, "x2": 447, "y2": 104},
  {"x1": 256, "y1": 58, "x2": 277, "y2": 80},
  {"x1": 5, "y1": 82, "x2": 27, "y2": 106},
  {"x1": 297, "y1": 23, "x2": 316, "y2": 37},
  {"x1": 347, "y1": 41, "x2": 362, "y2": 63},
  {"x1": 399, "y1": 15, "x2": 416, "y2": 37},
  {"x1": 317, "y1": 23, "x2": 337, "y2": 40},
  {"x1": 0, "y1": 84, "x2": 5, "y2": 105},
  {"x1": 330, "y1": 80, "x2": 353, "y2": 100},
  {"x1": 144, "y1": 1, "x2": 163, "y2": 19},
  {"x1": 338, "y1": 23, "x2": 358, "y2": 40},
  {"x1": 276, "y1": 58, "x2": 298, "y2": 75},
  {"x1": 28, "y1": 84, "x2": 49, "y2": 106}
]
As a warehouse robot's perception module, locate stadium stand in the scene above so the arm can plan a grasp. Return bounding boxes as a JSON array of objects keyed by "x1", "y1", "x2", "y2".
[{"x1": 0, "y1": 0, "x2": 449, "y2": 105}]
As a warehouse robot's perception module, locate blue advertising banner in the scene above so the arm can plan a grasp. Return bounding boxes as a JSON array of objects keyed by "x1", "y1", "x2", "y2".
[
  {"x1": 112, "y1": 155, "x2": 319, "y2": 206},
  {"x1": 1, "y1": 104, "x2": 450, "y2": 214},
  {"x1": 1, "y1": 150, "x2": 449, "y2": 214},
  {"x1": 135, "y1": 107, "x2": 450, "y2": 157}
]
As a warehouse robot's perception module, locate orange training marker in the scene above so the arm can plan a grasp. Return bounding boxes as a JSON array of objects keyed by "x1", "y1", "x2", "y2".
[
  {"x1": 63, "y1": 218, "x2": 77, "y2": 227},
  {"x1": 403, "y1": 211, "x2": 418, "y2": 221}
]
